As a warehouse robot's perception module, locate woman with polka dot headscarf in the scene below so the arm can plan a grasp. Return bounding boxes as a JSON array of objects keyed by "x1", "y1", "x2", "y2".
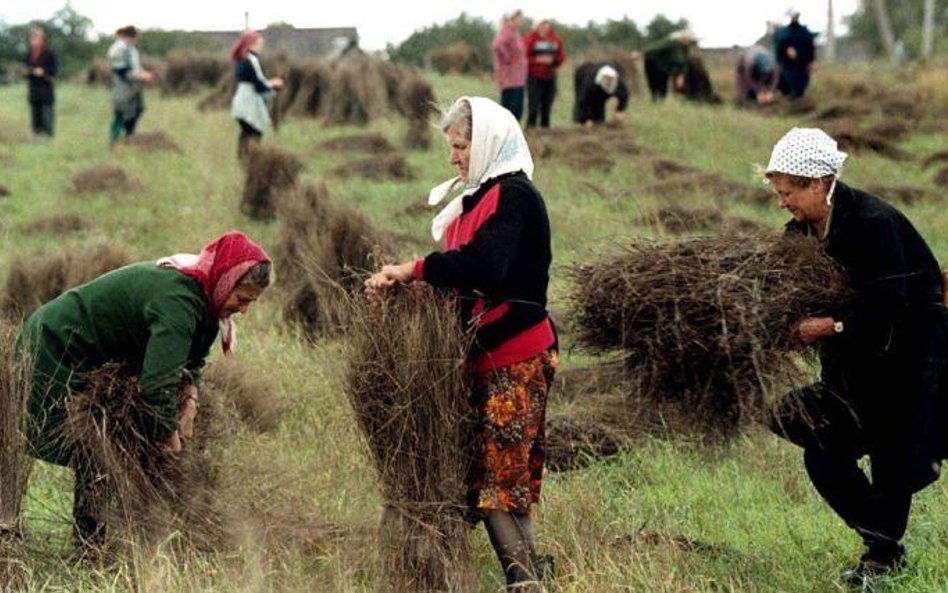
[{"x1": 767, "y1": 128, "x2": 948, "y2": 587}]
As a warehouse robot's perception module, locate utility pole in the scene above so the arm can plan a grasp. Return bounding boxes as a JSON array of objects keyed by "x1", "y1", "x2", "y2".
[
  {"x1": 244, "y1": 11, "x2": 250, "y2": 31},
  {"x1": 870, "y1": 0, "x2": 898, "y2": 63},
  {"x1": 922, "y1": 0, "x2": 936, "y2": 59},
  {"x1": 825, "y1": 0, "x2": 837, "y2": 63}
]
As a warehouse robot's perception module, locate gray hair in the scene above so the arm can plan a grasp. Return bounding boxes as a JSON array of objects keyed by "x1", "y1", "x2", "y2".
[
  {"x1": 236, "y1": 261, "x2": 274, "y2": 291},
  {"x1": 441, "y1": 98, "x2": 472, "y2": 141}
]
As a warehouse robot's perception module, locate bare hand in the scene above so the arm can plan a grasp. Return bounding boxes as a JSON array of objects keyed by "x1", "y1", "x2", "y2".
[
  {"x1": 757, "y1": 91, "x2": 775, "y2": 105},
  {"x1": 32, "y1": 67, "x2": 44, "y2": 77},
  {"x1": 139, "y1": 70, "x2": 155, "y2": 83},
  {"x1": 612, "y1": 110, "x2": 625, "y2": 122},
  {"x1": 270, "y1": 77, "x2": 284, "y2": 89},
  {"x1": 164, "y1": 431, "x2": 183, "y2": 454},
  {"x1": 178, "y1": 386, "x2": 198, "y2": 440},
  {"x1": 537, "y1": 54, "x2": 554, "y2": 65},
  {"x1": 793, "y1": 316, "x2": 836, "y2": 345},
  {"x1": 365, "y1": 262, "x2": 415, "y2": 291},
  {"x1": 786, "y1": 47, "x2": 798, "y2": 61},
  {"x1": 584, "y1": 119, "x2": 594, "y2": 128},
  {"x1": 674, "y1": 74, "x2": 686, "y2": 90}
]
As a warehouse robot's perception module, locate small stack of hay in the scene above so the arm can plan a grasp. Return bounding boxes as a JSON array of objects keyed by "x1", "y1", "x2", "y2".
[
  {"x1": 278, "y1": 182, "x2": 393, "y2": 338},
  {"x1": 241, "y1": 144, "x2": 303, "y2": 220},
  {"x1": 346, "y1": 288, "x2": 476, "y2": 593},
  {"x1": 162, "y1": 52, "x2": 230, "y2": 95},
  {"x1": 568, "y1": 233, "x2": 852, "y2": 436},
  {"x1": 71, "y1": 164, "x2": 142, "y2": 195},
  {"x1": 2, "y1": 243, "x2": 133, "y2": 320},
  {"x1": 426, "y1": 41, "x2": 481, "y2": 75},
  {"x1": 399, "y1": 75, "x2": 436, "y2": 150}
]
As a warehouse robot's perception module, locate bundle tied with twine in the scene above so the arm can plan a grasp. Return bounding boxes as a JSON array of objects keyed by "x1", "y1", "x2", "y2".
[
  {"x1": 568, "y1": 232, "x2": 853, "y2": 436},
  {"x1": 346, "y1": 287, "x2": 477, "y2": 593}
]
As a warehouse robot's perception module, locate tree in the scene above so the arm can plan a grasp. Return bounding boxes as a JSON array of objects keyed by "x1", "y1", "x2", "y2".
[
  {"x1": 871, "y1": 0, "x2": 899, "y2": 62},
  {"x1": 0, "y1": 4, "x2": 100, "y2": 78},
  {"x1": 846, "y1": 0, "x2": 946, "y2": 58}
]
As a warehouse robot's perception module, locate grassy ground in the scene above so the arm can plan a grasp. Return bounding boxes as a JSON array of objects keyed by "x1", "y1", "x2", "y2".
[{"x1": 1, "y1": 62, "x2": 948, "y2": 592}]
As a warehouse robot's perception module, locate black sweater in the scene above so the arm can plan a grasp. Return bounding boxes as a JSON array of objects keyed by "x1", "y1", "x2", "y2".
[
  {"x1": 24, "y1": 48, "x2": 57, "y2": 104},
  {"x1": 421, "y1": 172, "x2": 553, "y2": 358},
  {"x1": 234, "y1": 52, "x2": 271, "y2": 93},
  {"x1": 573, "y1": 61, "x2": 630, "y2": 124}
]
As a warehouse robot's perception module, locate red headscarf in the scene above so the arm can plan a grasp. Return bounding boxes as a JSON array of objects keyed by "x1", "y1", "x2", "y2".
[
  {"x1": 158, "y1": 231, "x2": 271, "y2": 354},
  {"x1": 230, "y1": 31, "x2": 262, "y2": 62}
]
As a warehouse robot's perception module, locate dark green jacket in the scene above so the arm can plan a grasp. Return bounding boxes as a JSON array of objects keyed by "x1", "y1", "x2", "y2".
[
  {"x1": 644, "y1": 38, "x2": 690, "y2": 76},
  {"x1": 18, "y1": 262, "x2": 219, "y2": 465}
]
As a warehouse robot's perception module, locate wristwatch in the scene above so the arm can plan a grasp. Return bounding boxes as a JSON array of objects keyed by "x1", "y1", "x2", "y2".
[{"x1": 833, "y1": 321, "x2": 844, "y2": 334}]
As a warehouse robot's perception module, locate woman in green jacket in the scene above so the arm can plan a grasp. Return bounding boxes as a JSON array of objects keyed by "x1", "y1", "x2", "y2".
[{"x1": 11, "y1": 231, "x2": 272, "y2": 552}]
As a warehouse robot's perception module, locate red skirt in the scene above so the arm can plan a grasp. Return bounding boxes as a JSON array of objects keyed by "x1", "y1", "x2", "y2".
[{"x1": 467, "y1": 350, "x2": 557, "y2": 517}]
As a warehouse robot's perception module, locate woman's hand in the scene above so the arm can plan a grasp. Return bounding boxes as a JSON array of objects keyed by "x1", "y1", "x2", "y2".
[
  {"x1": 792, "y1": 316, "x2": 836, "y2": 345},
  {"x1": 269, "y1": 77, "x2": 284, "y2": 89},
  {"x1": 178, "y1": 385, "x2": 198, "y2": 440},
  {"x1": 164, "y1": 431, "x2": 183, "y2": 454},
  {"x1": 365, "y1": 262, "x2": 415, "y2": 291}
]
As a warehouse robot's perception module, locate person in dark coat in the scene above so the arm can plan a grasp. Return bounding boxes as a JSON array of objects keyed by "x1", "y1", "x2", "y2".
[
  {"x1": 643, "y1": 30, "x2": 693, "y2": 101},
  {"x1": 766, "y1": 128, "x2": 948, "y2": 588},
  {"x1": 23, "y1": 27, "x2": 57, "y2": 137},
  {"x1": 572, "y1": 62, "x2": 629, "y2": 126},
  {"x1": 773, "y1": 10, "x2": 816, "y2": 99}
]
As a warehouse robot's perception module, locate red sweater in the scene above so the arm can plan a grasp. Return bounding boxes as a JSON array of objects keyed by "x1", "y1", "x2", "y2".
[{"x1": 524, "y1": 29, "x2": 565, "y2": 80}]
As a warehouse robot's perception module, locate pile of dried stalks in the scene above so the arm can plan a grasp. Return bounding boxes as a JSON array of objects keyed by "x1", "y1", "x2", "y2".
[
  {"x1": 345, "y1": 287, "x2": 476, "y2": 592},
  {"x1": 241, "y1": 143, "x2": 303, "y2": 220},
  {"x1": 22, "y1": 213, "x2": 88, "y2": 235},
  {"x1": 568, "y1": 233, "x2": 852, "y2": 435},
  {"x1": 399, "y1": 75, "x2": 436, "y2": 150},
  {"x1": 71, "y1": 165, "x2": 143, "y2": 195},
  {"x1": 321, "y1": 133, "x2": 395, "y2": 154},
  {"x1": 332, "y1": 153, "x2": 415, "y2": 181},
  {"x1": 426, "y1": 41, "x2": 481, "y2": 75},
  {"x1": 162, "y1": 52, "x2": 230, "y2": 95},
  {"x1": 123, "y1": 130, "x2": 181, "y2": 152},
  {"x1": 2, "y1": 243, "x2": 132, "y2": 320}
]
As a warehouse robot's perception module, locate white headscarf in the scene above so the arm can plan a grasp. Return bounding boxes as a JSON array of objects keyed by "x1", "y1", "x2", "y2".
[
  {"x1": 766, "y1": 127, "x2": 847, "y2": 205},
  {"x1": 428, "y1": 97, "x2": 534, "y2": 241},
  {"x1": 594, "y1": 65, "x2": 619, "y2": 95}
]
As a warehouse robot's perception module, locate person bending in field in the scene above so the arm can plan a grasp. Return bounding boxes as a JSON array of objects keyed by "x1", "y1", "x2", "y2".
[
  {"x1": 643, "y1": 29, "x2": 694, "y2": 101},
  {"x1": 572, "y1": 62, "x2": 629, "y2": 126},
  {"x1": 4, "y1": 232, "x2": 272, "y2": 558},
  {"x1": 107, "y1": 26, "x2": 155, "y2": 146},
  {"x1": 229, "y1": 30, "x2": 284, "y2": 160},
  {"x1": 367, "y1": 97, "x2": 557, "y2": 591},
  {"x1": 735, "y1": 44, "x2": 778, "y2": 105},
  {"x1": 766, "y1": 128, "x2": 948, "y2": 588}
]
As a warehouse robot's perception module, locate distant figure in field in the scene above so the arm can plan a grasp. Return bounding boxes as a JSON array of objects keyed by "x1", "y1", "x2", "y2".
[
  {"x1": 229, "y1": 30, "x2": 284, "y2": 160},
  {"x1": 643, "y1": 29, "x2": 695, "y2": 101},
  {"x1": 767, "y1": 128, "x2": 948, "y2": 587},
  {"x1": 23, "y1": 26, "x2": 57, "y2": 137},
  {"x1": 773, "y1": 10, "x2": 816, "y2": 100},
  {"x1": 107, "y1": 26, "x2": 154, "y2": 145},
  {"x1": 735, "y1": 44, "x2": 778, "y2": 105},
  {"x1": 573, "y1": 62, "x2": 629, "y2": 126},
  {"x1": 523, "y1": 20, "x2": 565, "y2": 128},
  {"x1": 491, "y1": 9, "x2": 528, "y2": 122}
]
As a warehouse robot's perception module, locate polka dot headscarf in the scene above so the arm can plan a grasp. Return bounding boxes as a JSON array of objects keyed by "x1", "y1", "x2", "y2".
[{"x1": 765, "y1": 127, "x2": 847, "y2": 179}]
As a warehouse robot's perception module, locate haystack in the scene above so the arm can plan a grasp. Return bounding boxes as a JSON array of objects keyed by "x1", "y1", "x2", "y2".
[
  {"x1": 426, "y1": 41, "x2": 481, "y2": 75},
  {"x1": 22, "y1": 213, "x2": 88, "y2": 235},
  {"x1": 278, "y1": 182, "x2": 393, "y2": 338},
  {"x1": 321, "y1": 134, "x2": 395, "y2": 154},
  {"x1": 241, "y1": 144, "x2": 303, "y2": 220},
  {"x1": 0, "y1": 185, "x2": 9, "y2": 198},
  {"x1": 2, "y1": 243, "x2": 132, "y2": 320},
  {"x1": 123, "y1": 130, "x2": 181, "y2": 152},
  {"x1": 323, "y1": 55, "x2": 392, "y2": 126},
  {"x1": 162, "y1": 52, "x2": 230, "y2": 95},
  {"x1": 935, "y1": 166, "x2": 948, "y2": 189},
  {"x1": 71, "y1": 165, "x2": 142, "y2": 195},
  {"x1": 346, "y1": 288, "x2": 476, "y2": 592},
  {"x1": 332, "y1": 153, "x2": 416, "y2": 181},
  {"x1": 568, "y1": 233, "x2": 852, "y2": 436},
  {"x1": 399, "y1": 75, "x2": 436, "y2": 150},
  {"x1": 202, "y1": 359, "x2": 285, "y2": 433},
  {"x1": 288, "y1": 63, "x2": 329, "y2": 117}
]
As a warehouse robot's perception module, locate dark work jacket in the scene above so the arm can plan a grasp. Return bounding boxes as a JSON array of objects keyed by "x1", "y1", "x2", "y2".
[
  {"x1": 774, "y1": 22, "x2": 815, "y2": 71},
  {"x1": 234, "y1": 53, "x2": 271, "y2": 92},
  {"x1": 417, "y1": 172, "x2": 555, "y2": 373},
  {"x1": 24, "y1": 48, "x2": 57, "y2": 104},
  {"x1": 572, "y1": 61, "x2": 630, "y2": 124},
  {"x1": 785, "y1": 182, "x2": 948, "y2": 491}
]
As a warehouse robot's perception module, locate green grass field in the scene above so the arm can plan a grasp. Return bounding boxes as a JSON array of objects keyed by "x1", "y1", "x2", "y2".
[{"x1": 1, "y1": 63, "x2": 948, "y2": 592}]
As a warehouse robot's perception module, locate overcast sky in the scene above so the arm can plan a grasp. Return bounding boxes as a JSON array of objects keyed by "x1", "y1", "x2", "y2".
[{"x1": 2, "y1": 1, "x2": 860, "y2": 49}]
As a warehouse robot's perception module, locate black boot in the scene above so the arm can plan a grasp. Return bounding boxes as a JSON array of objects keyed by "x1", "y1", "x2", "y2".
[{"x1": 840, "y1": 544, "x2": 905, "y2": 588}]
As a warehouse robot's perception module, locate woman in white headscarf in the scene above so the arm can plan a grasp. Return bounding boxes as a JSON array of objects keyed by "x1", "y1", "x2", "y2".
[
  {"x1": 767, "y1": 128, "x2": 948, "y2": 587},
  {"x1": 572, "y1": 61, "x2": 629, "y2": 126},
  {"x1": 367, "y1": 97, "x2": 557, "y2": 591}
]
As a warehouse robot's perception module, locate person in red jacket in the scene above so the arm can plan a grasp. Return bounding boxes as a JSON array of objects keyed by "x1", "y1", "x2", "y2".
[
  {"x1": 523, "y1": 20, "x2": 565, "y2": 128},
  {"x1": 367, "y1": 96, "x2": 557, "y2": 591}
]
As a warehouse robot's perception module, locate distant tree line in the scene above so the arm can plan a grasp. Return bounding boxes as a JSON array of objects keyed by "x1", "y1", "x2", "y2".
[
  {"x1": 847, "y1": 0, "x2": 946, "y2": 59},
  {"x1": 386, "y1": 12, "x2": 689, "y2": 70}
]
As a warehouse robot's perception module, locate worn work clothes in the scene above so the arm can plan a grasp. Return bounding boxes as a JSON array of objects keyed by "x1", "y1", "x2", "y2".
[
  {"x1": 18, "y1": 263, "x2": 220, "y2": 466},
  {"x1": 774, "y1": 22, "x2": 816, "y2": 99},
  {"x1": 526, "y1": 77, "x2": 556, "y2": 128},
  {"x1": 492, "y1": 24, "x2": 527, "y2": 90},
  {"x1": 644, "y1": 38, "x2": 690, "y2": 100},
  {"x1": 524, "y1": 29, "x2": 565, "y2": 80},
  {"x1": 573, "y1": 61, "x2": 630, "y2": 124},
  {"x1": 30, "y1": 102, "x2": 54, "y2": 136},
  {"x1": 24, "y1": 48, "x2": 57, "y2": 106},
  {"x1": 415, "y1": 172, "x2": 555, "y2": 373},
  {"x1": 736, "y1": 45, "x2": 778, "y2": 101},
  {"x1": 231, "y1": 52, "x2": 274, "y2": 134},
  {"x1": 774, "y1": 180, "x2": 947, "y2": 513},
  {"x1": 107, "y1": 39, "x2": 145, "y2": 123}
]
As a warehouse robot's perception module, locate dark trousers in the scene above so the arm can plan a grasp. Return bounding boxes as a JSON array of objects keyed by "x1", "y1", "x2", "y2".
[
  {"x1": 526, "y1": 77, "x2": 556, "y2": 128},
  {"x1": 644, "y1": 56, "x2": 669, "y2": 101},
  {"x1": 29, "y1": 101, "x2": 55, "y2": 136},
  {"x1": 772, "y1": 384, "x2": 913, "y2": 562},
  {"x1": 110, "y1": 110, "x2": 140, "y2": 144},
  {"x1": 237, "y1": 119, "x2": 263, "y2": 161},
  {"x1": 778, "y1": 66, "x2": 811, "y2": 99},
  {"x1": 500, "y1": 87, "x2": 525, "y2": 122}
]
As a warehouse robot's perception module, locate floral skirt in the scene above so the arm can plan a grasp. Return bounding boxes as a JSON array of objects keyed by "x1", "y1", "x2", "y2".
[{"x1": 467, "y1": 350, "x2": 557, "y2": 518}]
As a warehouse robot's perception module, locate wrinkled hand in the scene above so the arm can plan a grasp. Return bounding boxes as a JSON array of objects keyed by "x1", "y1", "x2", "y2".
[
  {"x1": 164, "y1": 431, "x2": 182, "y2": 454},
  {"x1": 178, "y1": 386, "x2": 198, "y2": 440},
  {"x1": 793, "y1": 316, "x2": 836, "y2": 345},
  {"x1": 365, "y1": 262, "x2": 415, "y2": 291}
]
